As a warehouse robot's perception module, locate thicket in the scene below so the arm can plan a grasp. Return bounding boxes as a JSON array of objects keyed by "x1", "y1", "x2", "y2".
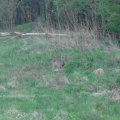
[{"x1": 0, "y1": 0, "x2": 120, "y2": 38}]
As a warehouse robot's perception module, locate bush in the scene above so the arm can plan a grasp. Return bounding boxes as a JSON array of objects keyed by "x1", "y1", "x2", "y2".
[{"x1": 116, "y1": 76, "x2": 120, "y2": 87}]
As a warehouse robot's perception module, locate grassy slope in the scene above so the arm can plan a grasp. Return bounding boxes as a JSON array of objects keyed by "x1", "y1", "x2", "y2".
[{"x1": 0, "y1": 35, "x2": 120, "y2": 120}]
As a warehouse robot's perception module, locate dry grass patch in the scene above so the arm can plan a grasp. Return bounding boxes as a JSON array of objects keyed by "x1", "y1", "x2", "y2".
[
  {"x1": 0, "y1": 85, "x2": 6, "y2": 91},
  {"x1": 7, "y1": 107, "x2": 46, "y2": 120},
  {"x1": 49, "y1": 29, "x2": 103, "y2": 51},
  {"x1": 54, "y1": 110, "x2": 69, "y2": 120},
  {"x1": 91, "y1": 90, "x2": 111, "y2": 97},
  {"x1": 111, "y1": 88, "x2": 120, "y2": 103}
]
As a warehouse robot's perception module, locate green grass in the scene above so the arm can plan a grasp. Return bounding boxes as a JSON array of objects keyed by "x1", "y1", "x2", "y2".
[
  {"x1": 14, "y1": 22, "x2": 35, "y2": 32},
  {"x1": 0, "y1": 35, "x2": 120, "y2": 120}
]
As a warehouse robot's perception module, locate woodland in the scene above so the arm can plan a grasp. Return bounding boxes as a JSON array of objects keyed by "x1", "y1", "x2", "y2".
[{"x1": 0, "y1": 0, "x2": 120, "y2": 39}]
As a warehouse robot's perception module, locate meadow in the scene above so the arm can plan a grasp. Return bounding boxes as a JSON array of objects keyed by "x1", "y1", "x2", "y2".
[{"x1": 0, "y1": 29, "x2": 120, "y2": 120}]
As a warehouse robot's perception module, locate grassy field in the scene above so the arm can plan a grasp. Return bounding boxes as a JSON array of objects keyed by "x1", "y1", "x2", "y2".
[{"x1": 0, "y1": 33, "x2": 120, "y2": 120}]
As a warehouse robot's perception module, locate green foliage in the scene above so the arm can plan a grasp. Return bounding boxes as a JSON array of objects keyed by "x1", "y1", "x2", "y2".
[
  {"x1": 106, "y1": 13, "x2": 120, "y2": 33},
  {"x1": 53, "y1": 0, "x2": 89, "y2": 10},
  {"x1": 99, "y1": 0, "x2": 120, "y2": 34},
  {"x1": 14, "y1": 22, "x2": 35, "y2": 32},
  {"x1": 116, "y1": 75, "x2": 120, "y2": 87}
]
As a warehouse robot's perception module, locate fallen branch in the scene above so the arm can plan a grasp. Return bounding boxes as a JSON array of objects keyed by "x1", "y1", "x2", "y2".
[{"x1": 0, "y1": 32, "x2": 67, "y2": 37}]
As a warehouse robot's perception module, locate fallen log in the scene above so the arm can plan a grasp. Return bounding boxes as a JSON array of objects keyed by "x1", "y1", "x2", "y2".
[
  {"x1": 0, "y1": 32, "x2": 22, "y2": 36},
  {"x1": 0, "y1": 32, "x2": 67, "y2": 37}
]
